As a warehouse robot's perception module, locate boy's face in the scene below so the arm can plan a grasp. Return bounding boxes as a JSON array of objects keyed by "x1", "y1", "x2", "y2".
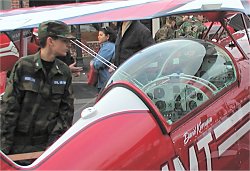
[
  {"x1": 197, "y1": 15, "x2": 204, "y2": 22},
  {"x1": 49, "y1": 37, "x2": 70, "y2": 56}
]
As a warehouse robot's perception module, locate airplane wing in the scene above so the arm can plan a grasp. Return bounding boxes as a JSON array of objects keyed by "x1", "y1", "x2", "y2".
[{"x1": 0, "y1": 0, "x2": 249, "y2": 31}]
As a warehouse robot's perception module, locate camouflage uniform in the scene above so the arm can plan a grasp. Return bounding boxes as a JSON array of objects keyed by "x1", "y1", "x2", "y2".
[
  {"x1": 175, "y1": 15, "x2": 186, "y2": 27},
  {"x1": 0, "y1": 53, "x2": 74, "y2": 155},
  {"x1": 154, "y1": 24, "x2": 176, "y2": 43},
  {"x1": 0, "y1": 21, "x2": 74, "y2": 161},
  {"x1": 177, "y1": 17, "x2": 207, "y2": 38},
  {"x1": 154, "y1": 16, "x2": 178, "y2": 43}
]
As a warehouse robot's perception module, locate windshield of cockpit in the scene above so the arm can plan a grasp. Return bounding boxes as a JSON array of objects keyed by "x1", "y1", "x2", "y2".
[{"x1": 106, "y1": 39, "x2": 237, "y2": 124}]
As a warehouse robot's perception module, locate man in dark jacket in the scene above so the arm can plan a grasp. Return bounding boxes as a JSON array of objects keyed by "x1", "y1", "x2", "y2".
[
  {"x1": 114, "y1": 20, "x2": 155, "y2": 66},
  {"x1": 0, "y1": 20, "x2": 74, "y2": 165}
]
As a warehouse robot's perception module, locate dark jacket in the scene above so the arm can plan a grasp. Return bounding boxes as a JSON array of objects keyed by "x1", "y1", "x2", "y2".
[
  {"x1": 0, "y1": 52, "x2": 74, "y2": 154},
  {"x1": 56, "y1": 52, "x2": 74, "y2": 66},
  {"x1": 114, "y1": 21, "x2": 155, "y2": 66}
]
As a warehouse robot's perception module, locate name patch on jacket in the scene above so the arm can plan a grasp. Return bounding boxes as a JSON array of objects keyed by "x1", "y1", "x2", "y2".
[
  {"x1": 24, "y1": 76, "x2": 36, "y2": 82},
  {"x1": 54, "y1": 80, "x2": 66, "y2": 85}
]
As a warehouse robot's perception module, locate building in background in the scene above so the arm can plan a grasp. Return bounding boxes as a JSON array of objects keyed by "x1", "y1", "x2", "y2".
[
  {"x1": 1, "y1": 0, "x2": 29, "y2": 9},
  {"x1": 1, "y1": 0, "x2": 11, "y2": 10},
  {"x1": 1, "y1": 0, "x2": 99, "y2": 11}
]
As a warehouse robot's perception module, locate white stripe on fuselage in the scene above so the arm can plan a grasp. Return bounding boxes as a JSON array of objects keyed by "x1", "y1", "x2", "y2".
[
  {"x1": 214, "y1": 102, "x2": 249, "y2": 138},
  {"x1": 31, "y1": 86, "x2": 148, "y2": 166},
  {"x1": 0, "y1": 51, "x2": 19, "y2": 58},
  {"x1": 162, "y1": 101, "x2": 250, "y2": 171},
  {"x1": 217, "y1": 120, "x2": 250, "y2": 156},
  {"x1": 214, "y1": 101, "x2": 250, "y2": 156},
  {"x1": 0, "y1": 41, "x2": 19, "y2": 58}
]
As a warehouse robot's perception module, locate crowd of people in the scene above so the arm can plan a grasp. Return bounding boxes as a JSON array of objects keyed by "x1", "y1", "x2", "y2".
[
  {"x1": 27, "y1": 15, "x2": 208, "y2": 93},
  {"x1": 155, "y1": 14, "x2": 208, "y2": 42},
  {"x1": 0, "y1": 15, "x2": 209, "y2": 165}
]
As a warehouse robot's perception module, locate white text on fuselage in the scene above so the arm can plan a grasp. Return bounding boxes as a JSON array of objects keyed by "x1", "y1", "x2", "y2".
[
  {"x1": 183, "y1": 117, "x2": 212, "y2": 145},
  {"x1": 162, "y1": 101, "x2": 250, "y2": 171}
]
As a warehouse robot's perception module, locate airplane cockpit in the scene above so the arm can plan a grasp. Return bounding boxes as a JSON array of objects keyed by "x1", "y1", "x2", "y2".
[{"x1": 106, "y1": 39, "x2": 237, "y2": 124}]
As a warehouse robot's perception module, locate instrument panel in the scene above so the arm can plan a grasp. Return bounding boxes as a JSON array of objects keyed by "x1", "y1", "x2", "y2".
[{"x1": 145, "y1": 82, "x2": 209, "y2": 124}]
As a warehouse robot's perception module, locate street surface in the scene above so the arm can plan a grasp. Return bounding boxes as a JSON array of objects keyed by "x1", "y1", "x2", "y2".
[{"x1": 72, "y1": 73, "x2": 98, "y2": 123}]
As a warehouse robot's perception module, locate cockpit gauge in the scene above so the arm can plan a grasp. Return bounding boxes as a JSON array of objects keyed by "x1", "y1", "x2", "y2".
[
  {"x1": 155, "y1": 100, "x2": 166, "y2": 111},
  {"x1": 154, "y1": 87, "x2": 165, "y2": 99},
  {"x1": 189, "y1": 100, "x2": 197, "y2": 110},
  {"x1": 186, "y1": 87, "x2": 196, "y2": 99}
]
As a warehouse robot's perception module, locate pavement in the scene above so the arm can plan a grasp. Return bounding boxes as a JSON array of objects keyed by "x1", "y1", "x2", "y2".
[{"x1": 72, "y1": 71, "x2": 98, "y2": 123}]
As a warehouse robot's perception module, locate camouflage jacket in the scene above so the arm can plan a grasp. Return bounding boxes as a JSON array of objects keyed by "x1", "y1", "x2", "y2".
[
  {"x1": 177, "y1": 19, "x2": 207, "y2": 38},
  {"x1": 154, "y1": 24, "x2": 176, "y2": 43},
  {"x1": 0, "y1": 52, "x2": 74, "y2": 154}
]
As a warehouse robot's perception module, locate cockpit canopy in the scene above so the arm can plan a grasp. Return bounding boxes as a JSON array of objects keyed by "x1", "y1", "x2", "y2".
[{"x1": 106, "y1": 39, "x2": 237, "y2": 124}]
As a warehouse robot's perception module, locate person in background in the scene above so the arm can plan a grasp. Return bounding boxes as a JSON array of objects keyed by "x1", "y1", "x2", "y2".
[
  {"x1": 27, "y1": 28, "x2": 40, "y2": 55},
  {"x1": 177, "y1": 14, "x2": 207, "y2": 39},
  {"x1": 91, "y1": 26, "x2": 116, "y2": 92},
  {"x1": 114, "y1": 20, "x2": 155, "y2": 66},
  {"x1": 28, "y1": 28, "x2": 83, "y2": 76},
  {"x1": 56, "y1": 51, "x2": 82, "y2": 77},
  {"x1": 154, "y1": 16, "x2": 178, "y2": 43},
  {"x1": 175, "y1": 15, "x2": 189, "y2": 28},
  {"x1": 0, "y1": 20, "x2": 75, "y2": 165}
]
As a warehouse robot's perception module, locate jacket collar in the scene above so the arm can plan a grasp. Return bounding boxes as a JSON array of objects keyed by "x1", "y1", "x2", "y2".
[
  {"x1": 101, "y1": 41, "x2": 110, "y2": 47},
  {"x1": 34, "y1": 51, "x2": 63, "y2": 75},
  {"x1": 34, "y1": 52, "x2": 43, "y2": 72}
]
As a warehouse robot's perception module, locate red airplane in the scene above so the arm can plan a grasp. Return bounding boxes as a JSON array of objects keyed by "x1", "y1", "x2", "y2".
[
  {"x1": 0, "y1": 29, "x2": 33, "y2": 97},
  {"x1": 0, "y1": 0, "x2": 249, "y2": 170}
]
